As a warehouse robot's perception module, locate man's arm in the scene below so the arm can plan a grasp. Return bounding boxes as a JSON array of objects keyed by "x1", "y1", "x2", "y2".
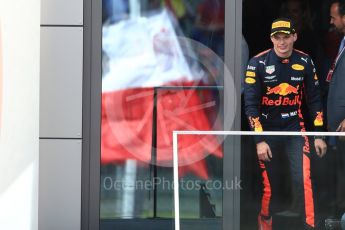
[
  {"x1": 336, "y1": 119, "x2": 345, "y2": 132},
  {"x1": 304, "y1": 57, "x2": 324, "y2": 131},
  {"x1": 336, "y1": 119, "x2": 345, "y2": 141},
  {"x1": 244, "y1": 57, "x2": 272, "y2": 161},
  {"x1": 244, "y1": 57, "x2": 263, "y2": 133},
  {"x1": 304, "y1": 57, "x2": 327, "y2": 157}
]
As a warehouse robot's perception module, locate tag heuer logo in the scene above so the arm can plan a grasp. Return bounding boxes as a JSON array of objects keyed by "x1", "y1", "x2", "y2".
[{"x1": 265, "y1": 65, "x2": 275, "y2": 74}]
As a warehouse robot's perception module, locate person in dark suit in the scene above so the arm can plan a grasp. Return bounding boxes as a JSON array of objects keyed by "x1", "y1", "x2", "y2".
[
  {"x1": 327, "y1": 0, "x2": 345, "y2": 219},
  {"x1": 328, "y1": 0, "x2": 345, "y2": 133}
]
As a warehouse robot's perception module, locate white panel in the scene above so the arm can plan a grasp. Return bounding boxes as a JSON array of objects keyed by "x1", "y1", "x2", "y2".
[
  {"x1": 0, "y1": 0, "x2": 40, "y2": 229},
  {"x1": 40, "y1": 27, "x2": 83, "y2": 138},
  {"x1": 41, "y1": 0, "x2": 83, "y2": 25},
  {"x1": 39, "y1": 139, "x2": 82, "y2": 230}
]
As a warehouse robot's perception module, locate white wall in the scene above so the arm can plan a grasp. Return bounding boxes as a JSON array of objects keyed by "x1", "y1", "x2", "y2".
[
  {"x1": 0, "y1": 0, "x2": 40, "y2": 229},
  {"x1": 39, "y1": 0, "x2": 83, "y2": 229}
]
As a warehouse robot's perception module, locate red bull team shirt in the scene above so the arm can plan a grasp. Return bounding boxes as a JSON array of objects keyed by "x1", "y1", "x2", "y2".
[{"x1": 244, "y1": 49, "x2": 324, "y2": 139}]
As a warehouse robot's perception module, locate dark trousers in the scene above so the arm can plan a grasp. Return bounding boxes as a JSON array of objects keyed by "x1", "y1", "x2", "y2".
[
  {"x1": 259, "y1": 136, "x2": 315, "y2": 228},
  {"x1": 335, "y1": 138, "x2": 345, "y2": 216}
]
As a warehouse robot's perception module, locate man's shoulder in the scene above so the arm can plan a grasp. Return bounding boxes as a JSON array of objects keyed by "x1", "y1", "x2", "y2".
[
  {"x1": 254, "y1": 49, "x2": 271, "y2": 58},
  {"x1": 293, "y1": 49, "x2": 309, "y2": 57},
  {"x1": 293, "y1": 49, "x2": 312, "y2": 61},
  {"x1": 247, "y1": 49, "x2": 271, "y2": 66},
  {"x1": 293, "y1": 49, "x2": 314, "y2": 67}
]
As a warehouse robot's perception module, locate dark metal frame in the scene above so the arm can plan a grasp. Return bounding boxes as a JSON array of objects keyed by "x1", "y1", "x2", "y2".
[
  {"x1": 223, "y1": 0, "x2": 242, "y2": 229},
  {"x1": 82, "y1": 0, "x2": 102, "y2": 229},
  {"x1": 81, "y1": 0, "x2": 243, "y2": 229}
]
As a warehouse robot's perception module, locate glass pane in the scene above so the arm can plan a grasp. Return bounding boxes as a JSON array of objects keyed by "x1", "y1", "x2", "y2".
[
  {"x1": 154, "y1": 88, "x2": 223, "y2": 220},
  {"x1": 100, "y1": 0, "x2": 225, "y2": 228}
]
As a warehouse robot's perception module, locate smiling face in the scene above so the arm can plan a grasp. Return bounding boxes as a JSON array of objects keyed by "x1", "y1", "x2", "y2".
[
  {"x1": 330, "y1": 2, "x2": 345, "y2": 34},
  {"x1": 270, "y1": 32, "x2": 297, "y2": 58}
]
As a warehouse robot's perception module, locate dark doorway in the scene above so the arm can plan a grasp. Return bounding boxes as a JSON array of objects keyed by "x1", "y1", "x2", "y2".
[{"x1": 241, "y1": 0, "x2": 343, "y2": 229}]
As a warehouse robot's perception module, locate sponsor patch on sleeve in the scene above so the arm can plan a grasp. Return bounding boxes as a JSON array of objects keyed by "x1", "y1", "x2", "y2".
[
  {"x1": 247, "y1": 65, "x2": 256, "y2": 71},
  {"x1": 246, "y1": 71, "x2": 256, "y2": 77},
  {"x1": 249, "y1": 116, "x2": 263, "y2": 132},
  {"x1": 245, "y1": 77, "x2": 256, "y2": 84},
  {"x1": 314, "y1": 112, "x2": 323, "y2": 126}
]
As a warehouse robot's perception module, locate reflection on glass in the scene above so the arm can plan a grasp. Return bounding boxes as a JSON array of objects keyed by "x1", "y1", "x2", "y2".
[{"x1": 100, "y1": 0, "x2": 225, "y2": 226}]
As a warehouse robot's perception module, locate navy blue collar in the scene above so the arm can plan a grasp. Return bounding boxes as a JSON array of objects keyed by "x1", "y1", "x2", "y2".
[{"x1": 270, "y1": 49, "x2": 293, "y2": 64}]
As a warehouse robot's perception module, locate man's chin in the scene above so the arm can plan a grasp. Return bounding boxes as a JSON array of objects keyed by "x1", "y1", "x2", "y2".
[
  {"x1": 277, "y1": 50, "x2": 290, "y2": 57},
  {"x1": 278, "y1": 49, "x2": 288, "y2": 53}
]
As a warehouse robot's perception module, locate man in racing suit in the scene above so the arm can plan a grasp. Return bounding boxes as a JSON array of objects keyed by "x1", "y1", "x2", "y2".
[{"x1": 244, "y1": 18, "x2": 327, "y2": 230}]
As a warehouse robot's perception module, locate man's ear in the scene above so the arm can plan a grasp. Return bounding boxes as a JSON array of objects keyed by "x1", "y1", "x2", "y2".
[
  {"x1": 270, "y1": 36, "x2": 274, "y2": 43},
  {"x1": 293, "y1": 33, "x2": 298, "y2": 42}
]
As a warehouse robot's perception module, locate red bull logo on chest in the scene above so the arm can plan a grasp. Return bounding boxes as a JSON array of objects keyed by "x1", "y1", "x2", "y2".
[
  {"x1": 266, "y1": 83, "x2": 299, "y2": 96},
  {"x1": 262, "y1": 95, "x2": 300, "y2": 106},
  {"x1": 263, "y1": 83, "x2": 301, "y2": 106}
]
